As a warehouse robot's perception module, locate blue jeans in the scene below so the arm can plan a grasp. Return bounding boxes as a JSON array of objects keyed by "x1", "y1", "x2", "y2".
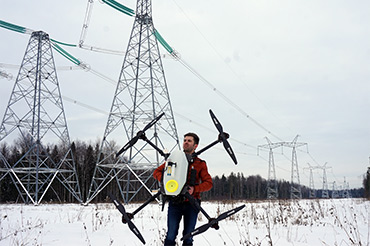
[{"x1": 164, "y1": 200, "x2": 200, "y2": 246}]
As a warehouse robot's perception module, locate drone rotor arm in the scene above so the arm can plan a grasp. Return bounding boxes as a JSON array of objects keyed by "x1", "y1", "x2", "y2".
[
  {"x1": 182, "y1": 204, "x2": 245, "y2": 241},
  {"x1": 108, "y1": 193, "x2": 146, "y2": 244},
  {"x1": 116, "y1": 112, "x2": 165, "y2": 157}
]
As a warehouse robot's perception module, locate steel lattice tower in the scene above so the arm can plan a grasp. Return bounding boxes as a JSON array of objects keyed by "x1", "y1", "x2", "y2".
[
  {"x1": 258, "y1": 137, "x2": 282, "y2": 199},
  {"x1": 305, "y1": 163, "x2": 317, "y2": 198},
  {"x1": 320, "y1": 163, "x2": 330, "y2": 198},
  {"x1": 86, "y1": 0, "x2": 179, "y2": 204},
  {"x1": 342, "y1": 177, "x2": 350, "y2": 198},
  {"x1": 281, "y1": 135, "x2": 307, "y2": 199},
  {"x1": 0, "y1": 31, "x2": 82, "y2": 205},
  {"x1": 332, "y1": 181, "x2": 339, "y2": 198}
]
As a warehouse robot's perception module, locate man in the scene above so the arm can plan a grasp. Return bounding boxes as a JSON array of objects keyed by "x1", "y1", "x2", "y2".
[{"x1": 153, "y1": 132, "x2": 213, "y2": 246}]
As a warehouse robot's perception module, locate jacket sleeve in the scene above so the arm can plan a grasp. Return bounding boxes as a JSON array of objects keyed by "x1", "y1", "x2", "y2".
[
  {"x1": 153, "y1": 163, "x2": 165, "y2": 181},
  {"x1": 194, "y1": 161, "x2": 213, "y2": 194}
]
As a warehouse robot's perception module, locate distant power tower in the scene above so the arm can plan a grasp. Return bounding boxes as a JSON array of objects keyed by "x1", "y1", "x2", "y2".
[
  {"x1": 282, "y1": 135, "x2": 307, "y2": 199},
  {"x1": 0, "y1": 31, "x2": 82, "y2": 205},
  {"x1": 305, "y1": 163, "x2": 317, "y2": 198},
  {"x1": 332, "y1": 181, "x2": 339, "y2": 198},
  {"x1": 86, "y1": 0, "x2": 179, "y2": 204},
  {"x1": 0, "y1": 69, "x2": 13, "y2": 80},
  {"x1": 319, "y1": 163, "x2": 330, "y2": 198},
  {"x1": 258, "y1": 137, "x2": 282, "y2": 199},
  {"x1": 342, "y1": 177, "x2": 350, "y2": 198}
]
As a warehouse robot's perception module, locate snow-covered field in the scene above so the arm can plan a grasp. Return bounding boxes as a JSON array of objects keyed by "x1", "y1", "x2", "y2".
[{"x1": 0, "y1": 198, "x2": 368, "y2": 245}]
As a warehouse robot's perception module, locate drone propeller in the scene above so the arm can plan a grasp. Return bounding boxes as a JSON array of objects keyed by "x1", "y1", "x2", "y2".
[
  {"x1": 209, "y1": 109, "x2": 238, "y2": 164},
  {"x1": 182, "y1": 204, "x2": 245, "y2": 241},
  {"x1": 108, "y1": 193, "x2": 146, "y2": 244},
  {"x1": 116, "y1": 112, "x2": 165, "y2": 157}
]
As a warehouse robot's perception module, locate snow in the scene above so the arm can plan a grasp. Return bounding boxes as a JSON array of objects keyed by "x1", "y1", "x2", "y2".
[{"x1": 0, "y1": 199, "x2": 369, "y2": 245}]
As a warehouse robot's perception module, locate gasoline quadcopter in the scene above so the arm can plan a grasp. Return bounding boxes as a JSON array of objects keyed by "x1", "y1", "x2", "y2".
[{"x1": 109, "y1": 109, "x2": 245, "y2": 244}]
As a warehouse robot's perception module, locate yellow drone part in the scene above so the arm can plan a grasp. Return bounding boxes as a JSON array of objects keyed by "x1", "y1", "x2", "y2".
[{"x1": 165, "y1": 179, "x2": 179, "y2": 193}]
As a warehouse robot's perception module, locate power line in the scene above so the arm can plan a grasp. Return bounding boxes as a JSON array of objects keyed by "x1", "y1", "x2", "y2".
[
  {"x1": 78, "y1": 0, "x2": 130, "y2": 55},
  {"x1": 171, "y1": 0, "x2": 290, "y2": 140},
  {"x1": 1, "y1": 17, "x2": 285, "y2": 143},
  {"x1": 2, "y1": 10, "x2": 332, "y2": 181},
  {"x1": 177, "y1": 57, "x2": 282, "y2": 141}
]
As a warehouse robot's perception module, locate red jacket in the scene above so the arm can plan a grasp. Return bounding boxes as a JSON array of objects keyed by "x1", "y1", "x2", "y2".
[{"x1": 153, "y1": 157, "x2": 213, "y2": 199}]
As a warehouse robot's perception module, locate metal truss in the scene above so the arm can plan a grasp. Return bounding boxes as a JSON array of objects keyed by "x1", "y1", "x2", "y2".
[
  {"x1": 86, "y1": 0, "x2": 179, "y2": 204},
  {"x1": 0, "y1": 31, "x2": 82, "y2": 204},
  {"x1": 258, "y1": 137, "x2": 282, "y2": 199},
  {"x1": 281, "y1": 135, "x2": 307, "y2": 199}
]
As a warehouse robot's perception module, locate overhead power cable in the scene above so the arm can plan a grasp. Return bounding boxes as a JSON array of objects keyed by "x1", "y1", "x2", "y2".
[
  {"x1": 171, "y1": 0, "x2": 290, "y2": 131},
  {"x1": 0, "y1": 19, "x2": 82, "y2": 63},
  {"x1": 49, "y1": 42, "x2": 117, "y2": 86},
  {"x1": 179, "y1": 57, "x2": 282, "y2": 141},
  {"x1": 152, "y1": 29, "x2": 282, "y2": 141},
  {"x1": 61, "y1": 95, "x2": 109, "y2": 115},
  {"x1": 51, "y1": 42, "x2": 82, "y2": 66},
  {"x1": 0, "y1": 20, "x2": 33, "y2": 34},
  {"x1": 0, "y1": 62, "x2": 83, "y2": 71},
  {"x1": 4, "y1": 75, "x2": 110, "y2": 117},
  {"x1": 1, "y1": 15, "x2": 322, "y2": 166},
  {"x1": 50, "y1": 42, "x2": 117, "y2": 85},
  {"x1": 0, "y1": 19, "x2": 119, "y2": 88},
  {"x1": 101, "y1": 0, "x2": 135, "y2": 16},
  {"x1": 154, "y1": 29, "x2": 174, "y2": 54},
  {"x1": 50, "y1": 39, "x2": 77, "y2": 47},
  {"x1": 79, "y1": 0, "x2": 94, "y2": 47},
  {"x1": 78, "y1": 0, "x2": 131, "y2": 55},
  {"x1": 174, "y1": 112, "x2": 256, "y2": 150},
  {"x1": 79, "y1": 44, "x2": 125, "y2": 55},
  {"x1": 1, "y1": 18, "x2": 261, "y2": 152}
]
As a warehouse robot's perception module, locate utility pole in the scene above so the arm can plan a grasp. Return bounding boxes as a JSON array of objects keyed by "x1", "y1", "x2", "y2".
[
  {"x1": 0, "y1": 31, "x2": 82, "y2": 205},
  {"x1": 86, "y1": 0, "x2": 179, "y2": 204}
]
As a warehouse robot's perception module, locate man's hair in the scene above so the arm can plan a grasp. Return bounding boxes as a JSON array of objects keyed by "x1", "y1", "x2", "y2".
[{"x1": 184, "y1": 132, "x2": 200, "y2": 145}]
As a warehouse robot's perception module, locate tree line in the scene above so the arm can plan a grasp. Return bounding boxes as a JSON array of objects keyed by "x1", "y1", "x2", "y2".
[{"x1": 0, "y1": 140, "x2": 366, "y2": 203}]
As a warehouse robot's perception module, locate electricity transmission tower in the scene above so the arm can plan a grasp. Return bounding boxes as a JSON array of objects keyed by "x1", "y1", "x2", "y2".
[
  {"x1": 305, "y1": 163, "x2": 316, "y2": 198},
  {"x1": 332, "y1": 181, "x2": 339, "y2": 198},
  {"x1": 282, "y1": 135, "x2": 307, "y2": 199},
  {"x1": 319, "y1": 163, "x2": 330, "y2": 198},
  {"x1": 86, "y1": 0, "x2": 179, "y2": 204},
  {"x1": 258, "y1": 137, "x2": 282, "y2": 199},
  {"x1": 0, "y1": 31, "x2": 82, "y2": 205},
  {"x1": 342, "y1": 177, "x2": 350, "y2": 198},
  {"x1": 0, "y1": 69, "x2": 13, "y2": 80}
]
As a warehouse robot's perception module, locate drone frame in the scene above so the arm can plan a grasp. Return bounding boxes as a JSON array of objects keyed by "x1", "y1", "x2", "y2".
[{"x1": 110, "y1": 109, "x2": 244, "y2": 244}]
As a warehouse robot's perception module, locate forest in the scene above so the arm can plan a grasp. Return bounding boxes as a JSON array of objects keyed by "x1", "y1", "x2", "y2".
[{"x1": 0, "y1": 140, "x2": 366, "y2": 203}]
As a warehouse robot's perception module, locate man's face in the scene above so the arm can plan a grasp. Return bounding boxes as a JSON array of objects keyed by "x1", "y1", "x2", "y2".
[{"x1": 183, "y1": 136, "x2": 198, "y2": 154}]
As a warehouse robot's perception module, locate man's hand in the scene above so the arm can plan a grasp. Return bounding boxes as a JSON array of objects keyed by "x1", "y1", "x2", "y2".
[{"x1": 188, "y1": 186, "x2": 194, "y2": 195}]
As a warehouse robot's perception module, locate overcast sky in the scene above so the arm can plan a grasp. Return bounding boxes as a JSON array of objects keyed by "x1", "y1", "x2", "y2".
[{"x1": 1, "y1": 0, "x2": 369, "y2": 189}]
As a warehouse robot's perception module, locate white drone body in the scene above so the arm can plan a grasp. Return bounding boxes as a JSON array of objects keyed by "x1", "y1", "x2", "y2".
[{"x1": 162, "y1": 149, "x2": 189, "y2": 196}]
